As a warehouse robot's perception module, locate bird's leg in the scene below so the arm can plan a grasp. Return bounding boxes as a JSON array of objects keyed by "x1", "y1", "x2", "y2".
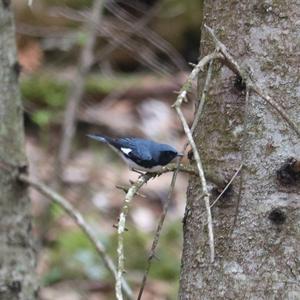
[{"x1": 132, "y1": 168, "x2": 145, "y2": 176}]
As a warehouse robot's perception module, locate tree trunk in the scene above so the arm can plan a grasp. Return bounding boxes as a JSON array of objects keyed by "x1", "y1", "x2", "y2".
[
  {"x1": 179, "y1": 1, "x2": 300, "y2": 299},
  {"x1": 0, "y1": 3, "x2": 37, "y2": 299}
]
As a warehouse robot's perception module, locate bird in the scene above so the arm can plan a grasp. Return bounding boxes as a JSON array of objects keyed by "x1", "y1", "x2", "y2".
[{"x1": 87, "y1": 134, "x2": 183, "y2": 172}]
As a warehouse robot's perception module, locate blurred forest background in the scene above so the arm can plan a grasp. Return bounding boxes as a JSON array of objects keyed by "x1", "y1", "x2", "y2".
[{"x1": 15, "y1": 0, "x2": 202, "y2": 299}]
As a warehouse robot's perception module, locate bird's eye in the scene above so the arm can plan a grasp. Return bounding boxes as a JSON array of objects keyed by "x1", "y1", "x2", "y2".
[{"x1": 167, "y1": 151, "x2": 176, "y2": 159}]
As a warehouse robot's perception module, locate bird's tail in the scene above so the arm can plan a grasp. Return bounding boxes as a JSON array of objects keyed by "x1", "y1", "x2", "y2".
[{"x1": 86, "y1": 134, "x2": 108, "y2": 143}]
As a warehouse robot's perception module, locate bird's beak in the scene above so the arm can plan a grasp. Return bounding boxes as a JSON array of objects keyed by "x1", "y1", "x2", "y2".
[{"x1": 177, "y1": 153, "x2": 184, "y2": 157}]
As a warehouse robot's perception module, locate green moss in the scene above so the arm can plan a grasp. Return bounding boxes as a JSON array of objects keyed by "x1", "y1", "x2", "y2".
[
  {"x1": 21, "y1": 72, "x2": 144, "y2": 127},
  {"x1": 44, "y1": 219, "x2": 182, "y2": 300},
  {"x1": 50, "y1": 202, "x2": 65, "y2": 219},
  {"x1": 21, "y1": 73, "x2": 142, "y2": 104},
  {"x1": 43, "y1": 266, "x2": 63, "y2": 285},
  {"x1": 31, "y1": 110, "x2": 53, "y2": 127},
  {"x1": 85, "y1": 74, "x2": 143, "y2": 94},
  {"x1": 149, "y1": 221, "x2": 182, "y2": 281},
  {"x1": 21, "y1": 74, "x2": 68, "y2": 108},
  {"x1": 45, "y1": 228, "x2": 108, "y2": 285},
  {"x1": 108, "y1": 220, "x2": 182, "y2": 281}
]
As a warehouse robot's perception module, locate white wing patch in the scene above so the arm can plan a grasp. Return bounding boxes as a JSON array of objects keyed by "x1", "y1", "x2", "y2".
[{"x1": 121, "y1": 147, "x2": 132, "y2": 155}]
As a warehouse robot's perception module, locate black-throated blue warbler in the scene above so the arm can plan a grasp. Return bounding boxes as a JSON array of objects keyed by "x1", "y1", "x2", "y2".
[{"x1": 87, "y1": 134, "x2": 183, "y2": 172}]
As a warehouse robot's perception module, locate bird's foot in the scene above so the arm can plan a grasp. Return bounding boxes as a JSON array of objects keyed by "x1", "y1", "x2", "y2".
[{"x1": 132, "y1": 168, "x2": 146, "y2": 176}]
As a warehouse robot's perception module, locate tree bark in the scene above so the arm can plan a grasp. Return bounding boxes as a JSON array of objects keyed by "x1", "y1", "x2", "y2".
[
  {"x1": 0, "y1": 2, "x2": 37, "y2": 299},
  {"x1": 179, "y1": 1, "x2": 300, "y2": 299}
]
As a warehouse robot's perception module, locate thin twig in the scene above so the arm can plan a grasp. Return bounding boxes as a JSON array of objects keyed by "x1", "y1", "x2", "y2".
[
  {"x1": 192, "y1": 59, "x2": 214, "y2": 133},
  {"x1": 160, "y1": 163, "x2": 197, "y2": 175},
  {"x1": 172, "y1": 52, "x2": 223, "y2": 109},
  {"x1": 105, "y1": 1, "x2": 186, "y2": 71},
  {"x1": 116, "y1": 185, "x2": 147, "y2": 198},
  {"x1": 115, "y1": 162, "x2": 198, "y2": 299},
  {"x1": 116, "y1": 173, "x2": 153, "y2": 300},
  {"x1": 251, "y1": 85, "x2": 300, "y2": 137},
  {"x1": 18, "y1": 174, "x2": 133, "y2": 300},
  {"x1": 136, "y1": 64, "x2": 215, "y2": 296},
  {"x1": 174, "y1": 105, "x2": 215, "y2": 263},
  {"x1": 232, "y1": 87, "x2": 250, "y2": 233},
  {"x1": 171, "y1": 52, "x2": 217, "y2": 263},
  {"x1": 99, "y1": 25, "x2": 171, "y2": 76},
  {"x1": 115, "y1": 163, "x2": 198, "y2": 299},
  {"x1": 204, "y1": 24, "x2": 300, "y2": 138},
  {"x1": 177, "y1": 57, "x2": 214, "y2": 160},
  {"x1": 48, "y1": 5, "x2": 173, "y2": 75},
  {"x1": 119, "y1": 35, "x2": 235, "y2": 297},
  {"x1": 118, "y1": 53, "x2": 218, "y2": 298},
  {"x1": 137, "y1": 164, "x2": 180, "y2": 300},
  {"x1": 210, "y1": 163, "x2": 243, "y2": 208},
  {"x1": 204, "y1": 24, "x2": 243, "y2": 76},
  {"x1": 57, "y1": 0, "x2": 105, "y2": 181},
  {"x1": 97, "y1": 2, "x2": 161, "y2": 62}
]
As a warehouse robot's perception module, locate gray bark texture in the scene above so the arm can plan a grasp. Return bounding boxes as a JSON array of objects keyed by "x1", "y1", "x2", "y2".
[
  {"x1": 179, "y1": 1, "x2": 300, "y2": 299},
  {"x1": 0, "y1": 2, "x2": 37, "y2": 299}
]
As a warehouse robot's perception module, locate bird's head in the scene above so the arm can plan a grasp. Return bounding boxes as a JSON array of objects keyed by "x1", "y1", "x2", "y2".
[{"x1": 157, "y1": 144, "x2": 183, "y2": 165}]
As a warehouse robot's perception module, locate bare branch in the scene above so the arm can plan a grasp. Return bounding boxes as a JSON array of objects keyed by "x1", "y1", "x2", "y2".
[
  {"x1": 137, "y1": 164, "x2": 180, "y2": 300},
  {"x1": 174, "y1": 105, "x2": 215, "y2": 263},
  {"x1": 18, "y1": 174, "x2": 133, "y2": 299},
  {"x1": 172, "y1": 52, "x2": 223, "y2": 108},
  {"x1": 97, "y1": 2, "x2": 160, "y2": 61},
  {"x1": 204, "y1": 24, "x2": 300, "y2": 138},
  {"x1": 171, "y1": 51, "x2": 218, "y2": 263},
  {"x1": 232, "y1": 87, "x2": 250, "y2": 233},
  {"x1": 98, "y1": 25, "x2": 172, "y2": 76},
  {"x1": 115, "y1": 162, "x2": 197, "y2": 299},
  {"x1": 104, "y1": 1, "x2": 186, "y2": 71},
  {"x1": 136, "y1": 65, "x2": 215, "y2": 295},
  {"x1": 116, "y1": 173, "x2": 152, "y2": 300},
  {"x1": 160, "y1": 163, "x2": 198, "y2": 175},
  {"x1": 210, "y1": 163, "x2": 244, "y2": 208},
  {"x1": 250, "y1": 85, "x2": 300, "y2": 137},
  {"x1": 204, "y1": 24, "x2": 244, "y2": 76},
  {"x1": 192, "y1": 59, "x2": 214, "y2": 133}
]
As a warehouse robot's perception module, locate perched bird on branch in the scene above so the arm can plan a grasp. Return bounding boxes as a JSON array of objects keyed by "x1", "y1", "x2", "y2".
[{"x1": 87, "y1": 134, "x2": 183, "y2": 172}]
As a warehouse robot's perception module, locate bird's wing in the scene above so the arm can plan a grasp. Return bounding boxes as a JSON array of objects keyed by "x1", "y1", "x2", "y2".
[{"x1": 117, "y1": 138, "x2": 153, "y2": 162}]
